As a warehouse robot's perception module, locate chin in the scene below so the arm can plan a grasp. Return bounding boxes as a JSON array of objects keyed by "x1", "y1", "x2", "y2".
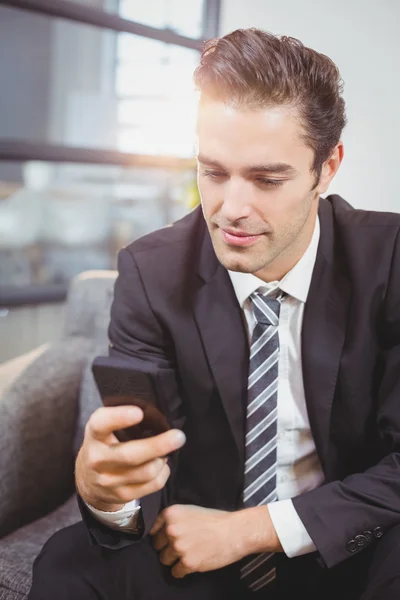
[
  {"x1": 214, "y1": 247, "x2": 258, "y2": 274},
  {"x1": 211, "y1": 230, "x2": 271, "y2": 272},
  {"x1": 227, "y1": 263, "x2": 255, "y2": 273}
]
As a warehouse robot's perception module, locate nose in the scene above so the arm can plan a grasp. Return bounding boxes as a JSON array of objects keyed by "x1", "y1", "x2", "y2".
[{"x1": 219, "y1": 178, "x2": 252, "y2": 223}]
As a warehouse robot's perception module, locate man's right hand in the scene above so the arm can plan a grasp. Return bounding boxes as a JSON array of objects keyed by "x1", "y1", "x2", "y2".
[{"x1": 75, "y1": 405, "x2": 186, "y2": 512}]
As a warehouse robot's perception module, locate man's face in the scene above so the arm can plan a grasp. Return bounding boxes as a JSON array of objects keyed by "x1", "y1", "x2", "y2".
[{"x1": 196, "y1": 99, "x2": 329, "y2": 280}]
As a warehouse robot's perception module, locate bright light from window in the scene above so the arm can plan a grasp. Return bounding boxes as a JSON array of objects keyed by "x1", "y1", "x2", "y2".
[
  {"x1": 119, "y1": 0, "x2": 204, "y2": 38},
  {"x1": 115, "y1": 27, "x2": 200, "y2": 157}
]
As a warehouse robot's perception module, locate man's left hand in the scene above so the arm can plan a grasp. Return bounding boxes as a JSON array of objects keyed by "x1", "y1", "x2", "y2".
[{"x1": 150, "y1": 504, "x2": 244, "y2": 578}]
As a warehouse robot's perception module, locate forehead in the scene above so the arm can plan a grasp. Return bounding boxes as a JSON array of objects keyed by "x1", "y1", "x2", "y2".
[{"x1": 195, "y1": 99, "x2": 313, "y2": 172}]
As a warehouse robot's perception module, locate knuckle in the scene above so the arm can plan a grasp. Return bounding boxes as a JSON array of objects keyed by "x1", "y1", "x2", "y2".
[
  {"x1": 163, "y1": 506, "x2": 172, "y2": 521},
  {"x1": 86, "y1": 447, "x2": 102, "y2": 471},
  {"x1": 155, "y1": 466, "x2": 170, "y2": 490},
  {"x1": 180, "y1": 556, "x2": 193, "y2": 571},
  {"x1": 142, "y1": 466, "x2": 169, "y2": 496},
  {"x1": 173, "y1": 540, "x2": 184, "y2": 554},
  {"x1": 163, "y1": 463, "x2": 171, "y2": 480},
  {"x1": 150, "y1": 477, "x2": 164, "y2": 494},
  {"x1": 164, "y1": 503, "x2": 179, "y2": 521},
  {"x1": 96, "y1": 472, "x2": 113, "y2": 489},
  {"x1": 87, "y1": 408, "x2": 105, "y2": 435},
  {"x1": 84, "y1": 421, "x2": 91, "y2": 438},
  {"x1": 84, "y1": 421, "x2": 95, "y2": 442},
  {"x1": 144, "y1": 481, "x2": 160, "y2": 496},
  {"x1": 116, "y1": 487, "x2": 135, "y2": 504},
  {"x1": 144, "y1": 461, "x2": 159, "y2": 481},
  {"x1": 117, "y1": 445, "x2": 134, "y2": 465},
  {"x1": 152, "y1": 476, "x2": 164, "y2": 492},
  {"x1": 165, "y1": 523, "x2": 178, "y2": 538},
  {"x1": 154, "y1": 457, "x2": 166, "y2": 475}
]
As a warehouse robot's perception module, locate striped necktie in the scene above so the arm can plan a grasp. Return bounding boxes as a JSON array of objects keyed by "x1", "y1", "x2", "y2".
[{"x1": 240, "y1": 289, "x2": 283, "y2": 594}]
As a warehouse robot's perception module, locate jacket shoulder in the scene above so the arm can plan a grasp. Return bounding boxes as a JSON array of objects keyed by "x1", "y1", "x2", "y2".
[{"x1": 328, "y1": 194, "x2": 400, "y2": 228}]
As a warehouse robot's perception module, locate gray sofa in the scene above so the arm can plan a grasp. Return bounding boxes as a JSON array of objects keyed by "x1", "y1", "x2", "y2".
[{"x1": 0, "y1": 270, "x2": 117, "y2": 600}]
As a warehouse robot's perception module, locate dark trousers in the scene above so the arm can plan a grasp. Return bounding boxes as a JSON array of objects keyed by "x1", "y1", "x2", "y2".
[{"x1": 28, "y1": 520, "x2": 400, "y2": 600}]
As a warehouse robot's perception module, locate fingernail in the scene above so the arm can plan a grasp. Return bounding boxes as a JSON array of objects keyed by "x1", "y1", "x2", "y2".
[
  {"x1": 127, "y1": 406, "x2": 141, "y2": 418},
  {"x1": 172, "y1": 430, "x2": 186, "y2": 446}
]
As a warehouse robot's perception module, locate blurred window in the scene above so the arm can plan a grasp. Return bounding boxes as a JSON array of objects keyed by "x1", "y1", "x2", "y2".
[
  {"x1": 115, "y1": 1, "x2": 204, "y2": 157},
  {"x1": 120, "y1": 0, "x2": 204, "y2": 38},
  {"x1": 0, "y1": 0, "x2": 217, "y2": 306},
  {"x1": 0, "y1": 161, "x2": 192, "y2": 293},
  {"x1": 116, "y1": 34, "x2": 199, "y2": 156}
]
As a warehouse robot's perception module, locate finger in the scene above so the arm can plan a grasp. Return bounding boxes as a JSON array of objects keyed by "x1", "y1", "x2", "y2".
[
  {"x1": 101, "y1": 458, "x2": 168, "y2": 486},
  {"x1": 87, "y1": 406, "x2": 144, "y2": 443},
  {"x1": 152, "y1": 528, "x2": 169, "y2": 551},
  {"x1": 150, "y1": 513, "x2": 166, "y2": 537},
  {"x1": 159, "y1": 545, "x2": 180, "y2": 567},
  {"x1": 108, "y1": 463, "x2": 171, "y2": 505},
  {"x1": 171, "y1": 560, "x2": 190, "y2": 579},
  {"x1": 109, "y1": 429, "x2": 186, "y2": 468}
]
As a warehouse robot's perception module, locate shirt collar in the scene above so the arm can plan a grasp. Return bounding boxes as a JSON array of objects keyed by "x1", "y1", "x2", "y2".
[{"x1": 228, "y1": 216, "x2": 320, "y2": 306}]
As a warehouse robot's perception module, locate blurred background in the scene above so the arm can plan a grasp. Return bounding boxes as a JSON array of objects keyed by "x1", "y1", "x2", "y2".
[{"x1": 0, "y1": 0, "x2": 399, "y2": 363}]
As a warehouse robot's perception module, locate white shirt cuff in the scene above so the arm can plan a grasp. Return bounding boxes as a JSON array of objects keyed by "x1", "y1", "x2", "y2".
[
  {"x1": 85, "y1": 498, "x2": 142, "y2": 532},
  {"x1": 268, "y1": 499, "x2": 316, "y2": 557}
]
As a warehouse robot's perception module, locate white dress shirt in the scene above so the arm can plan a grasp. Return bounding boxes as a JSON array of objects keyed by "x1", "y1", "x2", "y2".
[{"x1": 87, "y1": 216, "x2": 324, "y2": 558}]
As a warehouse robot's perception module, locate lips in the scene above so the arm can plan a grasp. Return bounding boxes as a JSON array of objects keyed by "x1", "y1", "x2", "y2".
[
  {"x1": 221, "y1": 228, "x2": 262, "y2": 247},
  {"x1": 223, "y1": 228, "x2": 254, "y2": 237}
]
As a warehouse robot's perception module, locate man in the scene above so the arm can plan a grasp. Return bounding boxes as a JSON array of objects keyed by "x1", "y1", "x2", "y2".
[{"x1": 29, "y1": 28, "x2": 400, "y2": 600}]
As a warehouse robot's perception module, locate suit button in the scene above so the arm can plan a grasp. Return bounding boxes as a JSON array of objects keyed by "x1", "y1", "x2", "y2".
[
  {"x1": 373, "y1": 527, "x2": 384, "y2": 539},
  {"x1": 363, "y1": 530, "x2": 373, "y2": 543},
  {"x1": 354, "y1": 534, "x2": 367, "y2": 547},
  {"x1": 346, "y1": 539, "x2": 357, "y2": 553}
]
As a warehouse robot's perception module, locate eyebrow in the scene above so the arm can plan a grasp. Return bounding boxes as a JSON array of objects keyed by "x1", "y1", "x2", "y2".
[{"x1": 196, "y1": 154, "x2": 297, "y2": 176}]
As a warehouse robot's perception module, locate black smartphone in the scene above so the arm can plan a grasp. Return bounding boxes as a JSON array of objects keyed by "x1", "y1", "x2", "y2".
[{"x1": 91, "y1": 356, "x2": 171, "y2": 443}]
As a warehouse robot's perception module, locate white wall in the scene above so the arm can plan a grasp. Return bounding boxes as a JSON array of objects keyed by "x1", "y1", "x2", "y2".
[{"x1": 220, "y1": 0, "x2": 400, "y2": 213}]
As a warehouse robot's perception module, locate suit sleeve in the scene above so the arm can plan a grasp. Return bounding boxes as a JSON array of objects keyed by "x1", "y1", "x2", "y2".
[
  {"x1": 79, "y1": 247, "x2": 184, "y2": 550},
  {"x1": 293, "y1": 227, "x2": 400, "y2": 569}
]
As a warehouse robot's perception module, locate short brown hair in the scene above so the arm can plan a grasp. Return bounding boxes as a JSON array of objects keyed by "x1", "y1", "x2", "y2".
[{"x1": 194, "y1": 28, "x2": 347, "y2": 181}]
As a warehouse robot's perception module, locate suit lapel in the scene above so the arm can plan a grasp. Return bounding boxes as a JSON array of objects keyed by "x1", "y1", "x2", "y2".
[
  {"x1": 193, "y1": 230, "x2": 249, "y2": 466},
  {"x1": 302, "y1": 199, "x2": 351, "y2": 475},
  {"x1": 191, "y1": 199, "x2": 351, "y2": 478}
]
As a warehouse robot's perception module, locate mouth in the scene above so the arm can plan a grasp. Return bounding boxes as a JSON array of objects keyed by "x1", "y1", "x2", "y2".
[{"x1": 220, "y1": 227, "x2": 263, "y2": 247}]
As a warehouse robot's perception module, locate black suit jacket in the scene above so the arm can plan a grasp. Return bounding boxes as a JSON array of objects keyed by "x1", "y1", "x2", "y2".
[{"x1": 80, "y1": 194, "x2": 400, "y2": 571}]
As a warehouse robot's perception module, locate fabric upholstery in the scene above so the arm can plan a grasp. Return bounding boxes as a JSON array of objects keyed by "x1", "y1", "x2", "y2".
[
  {"x1": 64, "y1": 270, "x2": 117, "y2": 340},
  {"x1": 0, "y1": 269, "x2": 117, "y2": 599},
  {"x1": 0, "y1": 346, "x2": 48, "y2": 398},
  {"x1": 0, "y1": 495, "x2": 81, "y2": 600},
  {"x1": 72, "y1": 271, "x2": 117, "y2": 455},
  {"x1": 0, "y1": 336, "x2": 92, "y2": 538}
]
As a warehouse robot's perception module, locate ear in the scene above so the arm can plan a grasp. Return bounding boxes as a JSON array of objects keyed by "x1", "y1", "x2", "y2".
[{"x1": 315, "y1": 142, "x2": 344, "y2": 195}]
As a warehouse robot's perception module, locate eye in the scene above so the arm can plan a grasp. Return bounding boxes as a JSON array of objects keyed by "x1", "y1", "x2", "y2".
[
  {"x1": 202, "y1": 169, "x2": 227, "y2": 180},
  {"x1": 255, "y1": 178, "x2": 285, "y2": 187}
]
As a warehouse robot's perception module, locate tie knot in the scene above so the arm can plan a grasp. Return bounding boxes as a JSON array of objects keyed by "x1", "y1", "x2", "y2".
[{"x1": 250, "y1": 291, "x2": 282, "y2": 326}]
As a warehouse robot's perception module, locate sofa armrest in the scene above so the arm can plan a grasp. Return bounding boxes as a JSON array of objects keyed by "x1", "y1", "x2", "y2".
[
  {"x1": 0, "y1": 335, "x2": 92, "y2": 538},
  {"x1": 0, "y1": 344, "x2": 50, "y2": 395}
]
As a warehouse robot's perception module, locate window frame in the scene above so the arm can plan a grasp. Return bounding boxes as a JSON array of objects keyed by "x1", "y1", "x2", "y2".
[
  {"x1": 0, "y1": 0, "x2": 218, "y2": 305},
  {"x1": 0, "y1": 0, "x2": 220, "y2": 167}
]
